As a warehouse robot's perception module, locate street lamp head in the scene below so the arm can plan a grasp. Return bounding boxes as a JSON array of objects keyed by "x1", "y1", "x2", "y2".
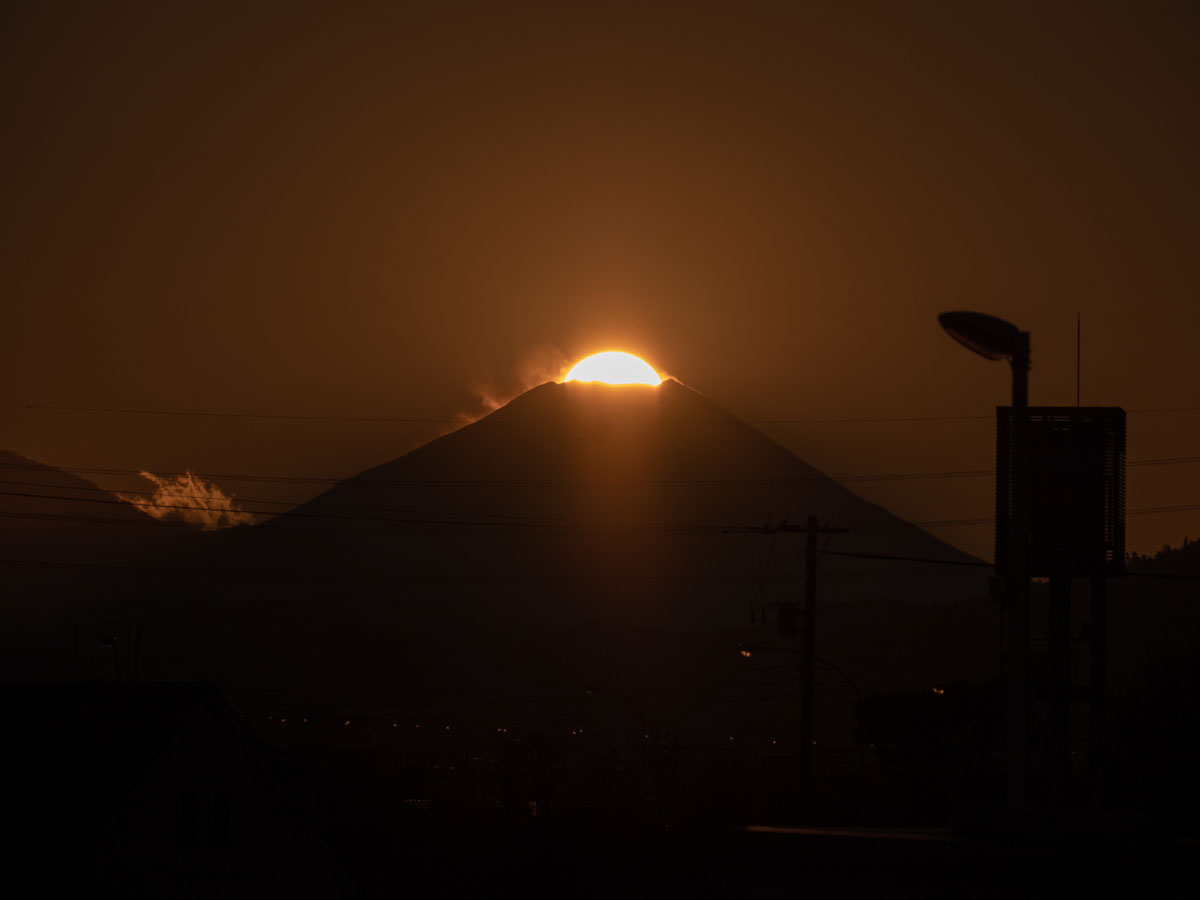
[{"x1": 938, "y1": 311, "x2": 1023, "y2": 362}]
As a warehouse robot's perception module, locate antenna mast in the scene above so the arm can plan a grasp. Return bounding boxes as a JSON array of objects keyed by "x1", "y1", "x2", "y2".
[{"x1": 1080, "y1": 314, "x2": 1089, "y2": 405}]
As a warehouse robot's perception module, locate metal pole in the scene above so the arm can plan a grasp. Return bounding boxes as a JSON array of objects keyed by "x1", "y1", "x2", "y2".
[
  {"x1": 1089, "y1": 574, "x2": 1108, "y2": 806},
  {"x1": 1008, "y1": 333, "x2": 1031, "y2": 808},
  {"x1": 1048, "y1": 575, "x2": 1072, "y2": 806},
  {"x1": 801, "y1": 514, "x2": 818, "y2": 794},
  {"x1": 1080, "y1": 314, "x2": 1089, "y2": 405}
]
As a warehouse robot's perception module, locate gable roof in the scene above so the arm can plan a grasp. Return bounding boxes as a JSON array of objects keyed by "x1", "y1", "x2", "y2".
[{"x1": 0, "y1": 683, "x2": 215, "y2": 838}]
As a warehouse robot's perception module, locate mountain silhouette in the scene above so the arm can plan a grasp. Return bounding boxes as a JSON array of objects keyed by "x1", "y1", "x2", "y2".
[
  {"x1": 2, "y1": 385, "x2": 1007, "y2": 717},
  {"x1": 237, "y1": 378, "x2": 988, "y2": 623},
  {"x1": 274, "y1": 378, "x2": 954, "y2": 531},
  {"x1": 99, "y1": 380, "x2": 999, "y2": 700},
  {"x1": 0, "y1": 450, "x2": 150, "y2": 529},
  {"x1": 0, "y1": 451, "x2": 195, "y2": 679},
  {"x1": 0, "y1": 451, "x2": 181, "y2": 597}
]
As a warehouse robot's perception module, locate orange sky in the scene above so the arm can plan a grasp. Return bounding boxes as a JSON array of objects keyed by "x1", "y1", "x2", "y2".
[{"x1": 2, "y1": 1, "x2": 1198, "y2": 559}]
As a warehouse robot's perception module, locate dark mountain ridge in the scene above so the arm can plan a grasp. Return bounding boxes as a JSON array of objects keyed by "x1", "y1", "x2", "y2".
[
  {"x1": 1, "y1": 384, "x2": 1000, "y2": 692},
  {"x1": 235, "y1": 378, "x2": 988, "y2": 614},
  {"x1": 100, "y1": 379, "x2": 1001, "y2": 700},
  {"x1": 0, "y1": 451, "x2": 192, "y2": 613}
]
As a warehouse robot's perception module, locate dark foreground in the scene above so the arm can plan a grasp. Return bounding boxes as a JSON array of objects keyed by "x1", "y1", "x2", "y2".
[{"x1": 5, "y1": 680, "x2": 1199, "y2": 898}]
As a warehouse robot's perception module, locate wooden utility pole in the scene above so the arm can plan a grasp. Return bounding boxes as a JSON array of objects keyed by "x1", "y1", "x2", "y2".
[
  {"x1": 802, "y1": 515, "x2": 847, "y2": 791},
  {"x1": 801, "y1": 517, "x2": 819, "y2": 788},
  {"x1": 755, "y1": 515, "x2": 848, "y2": 791}
]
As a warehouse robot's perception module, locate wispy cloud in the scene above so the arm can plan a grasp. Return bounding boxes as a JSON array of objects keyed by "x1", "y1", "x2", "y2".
[
  {"x1": 457, "y1": 346, "x2": 570, "y2": 426},
  {"x1": 121, "y1": 470, "x2": 255, "y2": 530}
]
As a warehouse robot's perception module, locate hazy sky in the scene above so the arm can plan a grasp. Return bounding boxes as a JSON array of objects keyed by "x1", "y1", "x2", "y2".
[{"x1": 2, "y1": 1, "x2": 1198, "y2": 559}]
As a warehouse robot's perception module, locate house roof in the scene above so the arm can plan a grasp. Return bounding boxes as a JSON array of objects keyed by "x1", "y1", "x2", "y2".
[{"x1": 0, "y1": 683, "x2": 219, "y2": 846}]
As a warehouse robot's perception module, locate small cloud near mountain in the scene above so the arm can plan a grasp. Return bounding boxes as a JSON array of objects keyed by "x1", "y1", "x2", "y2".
[
  {"x1": 121, "y1": 471, "x2": 254, "y2": 531},
  {"x1": 459, "y1": 346, "x2": 571, "y2": 425}
]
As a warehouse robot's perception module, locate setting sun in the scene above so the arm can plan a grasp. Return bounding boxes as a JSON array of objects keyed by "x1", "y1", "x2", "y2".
[{"x1": 563, "y1": 352, "x2": 662, "y2": 385}]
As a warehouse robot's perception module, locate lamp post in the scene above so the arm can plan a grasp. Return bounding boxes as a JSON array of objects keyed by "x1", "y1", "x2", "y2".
[{"x1": 938, "y1": 311, "x2": 1030, "y2": 809}]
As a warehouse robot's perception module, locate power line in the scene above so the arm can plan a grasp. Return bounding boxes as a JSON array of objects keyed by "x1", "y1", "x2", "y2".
[
  {"x1": 0, "y1": 481, "x2": 1196, "y2": 538},
  {"x1": 0, "y1": 489, "x2": 585, "y2": 531},
  {"x1": 820, "y1": 549, "x2": 991, "y2": 568},
  {"x1": 3, "y1": 459, "x2": 992, "y2": 488},
  {"x1": 0, "y1": 555, "x2": 980, "y2": 583},
  {"x1": 0, "y1": 485, "x2": 567, "y2": 527},
  {"x1": 8, "y1": 399, "x2": 1200, "y2": 425},
  {"x1": 0, "y1": 400, "x2": 995, "y2": 425},
  {"x1": 0, "y1": 401, "x2": 463, "y2": 424},
  {"x1": 0, "y1": 479, "x2": 557, "y2": 521},
  {"x1": 0, "y1": 514, "x2": 1181, "y2": 579},
  {"x1": 0, "y1": 453, "x2": 1195, "y2": 493}
]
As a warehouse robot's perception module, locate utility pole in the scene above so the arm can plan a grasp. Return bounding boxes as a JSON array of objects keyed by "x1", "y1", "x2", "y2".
[
  {"x1": 1089, "y1": 574, "x2": 1108, "y2": 805},
  {"x1": 101, "y1": 634, "x2": 121, "y2": 682},
  {"x1": 801, "y1": 517, "x2": 820, "y2": 791},
  {"x1": 1047, "y1": 573, "x2": 1072, "y2": 806},
  {"x1": 1005, "y1": 330, "x2": 1032, "y2": 810},
  {"x1": 754, "y1": 515, "x2": 848, "y2": 792}
]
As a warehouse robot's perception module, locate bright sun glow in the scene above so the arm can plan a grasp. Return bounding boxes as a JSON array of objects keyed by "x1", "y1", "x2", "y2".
[{"x1": 563, "y1": 352, "x2": 662, "y2": 386}]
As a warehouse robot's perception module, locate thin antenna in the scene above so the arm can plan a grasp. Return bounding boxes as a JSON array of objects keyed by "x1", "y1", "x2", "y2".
[{"x1": 1080, "y1": 314, "x2": 1089, "y2": 405}]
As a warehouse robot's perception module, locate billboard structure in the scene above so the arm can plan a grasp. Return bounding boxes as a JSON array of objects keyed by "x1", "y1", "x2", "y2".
[
  {"x1": 995, "y1": 406, "x2": 1126, "y2": 578},
  {"x1": 996, "y1": 405, "x2": 1125, "y2": 806}
]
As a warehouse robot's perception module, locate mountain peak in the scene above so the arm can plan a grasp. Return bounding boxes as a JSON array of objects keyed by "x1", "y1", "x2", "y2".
[{"x1": 247, "y1": 376, "x2": 982, "y2": 613}]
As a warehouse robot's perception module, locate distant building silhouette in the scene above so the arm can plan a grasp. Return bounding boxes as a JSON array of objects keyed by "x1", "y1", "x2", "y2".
[{"x1": 0, "y1": 683, "x2": 351, "y2": 897}]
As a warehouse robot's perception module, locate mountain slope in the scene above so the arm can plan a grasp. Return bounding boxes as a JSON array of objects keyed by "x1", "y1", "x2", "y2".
[
  {"x1": 0, "y1": 451, "x2": 197, "y2": 649},
  {"x1": 214, "y1": 379, "x2": 988, "y2": 621},
  {"x1": 5, "y1": 386, "x2": 1002, "y2": 708}
]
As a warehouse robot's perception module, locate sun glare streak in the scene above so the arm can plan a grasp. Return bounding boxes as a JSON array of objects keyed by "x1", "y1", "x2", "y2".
[{"x1": 563, "y1": 352, "x2": 662, "y2": 386}]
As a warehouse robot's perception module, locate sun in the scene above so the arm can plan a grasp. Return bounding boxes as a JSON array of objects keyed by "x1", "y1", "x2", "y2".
[{"x1": 563, "y1": 351, "x2": 662, "y2": 386}]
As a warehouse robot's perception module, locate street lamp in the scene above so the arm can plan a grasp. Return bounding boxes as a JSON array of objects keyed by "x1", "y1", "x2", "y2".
[{"x1": 938, "y1": 310, "x2": 1030, "y2": 809}]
